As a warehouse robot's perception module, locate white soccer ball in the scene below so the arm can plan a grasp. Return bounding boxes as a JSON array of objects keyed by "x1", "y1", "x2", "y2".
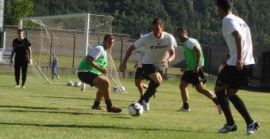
[
  {"x1": 113, "y1": 86, "x2": 125, "y2": 92},
  {"x1": 66, "y1": 81, "x2": 74, "y2": 87},
  {"x1": 128, "y1": 102, "x2": 143, "y2": 117},
  {"x1": 74, "y1": 81, "x2": 82, "y2": 87}
]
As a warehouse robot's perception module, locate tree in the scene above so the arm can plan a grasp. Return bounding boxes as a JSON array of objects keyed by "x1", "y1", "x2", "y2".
[{"x1": 6, "y1": 0, "x2": 35, "y2": 25}]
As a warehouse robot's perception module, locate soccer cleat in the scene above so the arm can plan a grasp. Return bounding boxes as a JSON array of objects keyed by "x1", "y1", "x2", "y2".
[
  {"x1": 247, "y1": 121, "x2": 259, "y2": 135},
  {"x1": 178, "y1": 107, "x2": 190, "y2": 112},
  {"x1": 15, "y1": 85, "x2": 20, "y2": 88},
  {"x1": 216, "y1": 105, "x2": 223, "y2": 114},
  {"x1": 141, "y1": 100, "x2": 150, "y2": 111},
  {"x1": 91, "y1": 106, "x2": 104, "y2": 111},
  {"x1": 22, "y1": 86, "x2": 26, "y2": 89},
  {"x1": 218, "y1": 124, "x2": 237, "y2": 133},
  {"x1": 107, "y1": 106, "x2": 122, "y2": 113}
]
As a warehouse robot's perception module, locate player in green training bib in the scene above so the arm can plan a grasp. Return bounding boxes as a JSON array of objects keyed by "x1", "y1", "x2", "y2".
[
  {"x1": 176, "y1": 27, "x2": 222, "y2": 114},
  {"x1": 77, "y1": 34, "x2": 122, "y2": 113}
]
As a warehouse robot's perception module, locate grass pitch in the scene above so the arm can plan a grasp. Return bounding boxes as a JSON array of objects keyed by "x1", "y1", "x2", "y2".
[{"x1": 0, "y1": 73, "x2": 269, "y2": 139}]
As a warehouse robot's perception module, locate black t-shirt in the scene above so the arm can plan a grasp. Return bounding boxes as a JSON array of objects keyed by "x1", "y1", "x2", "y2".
[{"x1": 13, "y1": 38, "x2": 31, "y2": 61}]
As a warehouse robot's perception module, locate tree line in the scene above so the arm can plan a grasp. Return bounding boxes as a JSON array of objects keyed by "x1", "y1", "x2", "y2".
[{"x1": 5, "y1": 0, "x2": 270, "y2": 45}]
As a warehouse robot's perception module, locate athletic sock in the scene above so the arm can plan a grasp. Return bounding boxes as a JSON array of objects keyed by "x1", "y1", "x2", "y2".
[
  {"x1": 183, "y1": 102, "x2": 189, "y2": 109},
  {"x1": 139, "y1": 80, "x2": 160, "y2": 104},
  {"x1": 105, "y1": 99, "x2": 112, "y2": 110},
  {"x1": 229, "y1": 95, "x2": 253, "y2": 125},
  {"x1": 92, "y1": 100, "x2": 100, "y2": 108},
  {"x1": 216, "y1": 90, "x2": 235, "y2": 125},
  {"x1": 212, "y1": 97, "x2": 219, "y2": 105}
]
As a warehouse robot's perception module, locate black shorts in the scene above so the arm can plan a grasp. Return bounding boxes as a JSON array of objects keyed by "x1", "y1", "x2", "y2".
[
  {"x1": 181, "y1": 69, "x2": 206, "y2": 85},
  {"x1": 78, "y1": 72, "x2": 99, "y2": 86},
  {"x1": 135, "y1": 67, "x2": 144, "y2": 80},
  {"x1": 142, "y1": 64, "x2": 163, "y2": 80},
  {"x1": 216, "y1": 65, "x2": 253, "y2": 89}
]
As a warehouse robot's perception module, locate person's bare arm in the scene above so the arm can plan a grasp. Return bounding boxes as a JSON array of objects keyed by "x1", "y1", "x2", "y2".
[
  {"x1": 119, "y1": 45, "x2": 136, "y2": 72},
  {"x1": 87, "y1": 56, "x2": 107, "y2": 74},
  {"x1": 193, "y1": 46, "x2": 201, "y2": 73}
]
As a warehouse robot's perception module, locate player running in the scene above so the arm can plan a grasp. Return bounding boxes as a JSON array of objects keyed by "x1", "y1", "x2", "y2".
[
  {"x1": 215, "y1": 0, "x2": 259, "y2": 135},
  {"x1": 176, "y1": 27, "x2": 222, "y2": 114},
  {"x1": 119, "y1": 18, "x2": 177, "y2": 111}
]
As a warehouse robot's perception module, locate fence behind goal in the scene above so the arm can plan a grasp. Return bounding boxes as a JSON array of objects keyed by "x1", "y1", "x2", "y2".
[{"x1": 5, "y1": 13, "x2": 128, "y2": 88}]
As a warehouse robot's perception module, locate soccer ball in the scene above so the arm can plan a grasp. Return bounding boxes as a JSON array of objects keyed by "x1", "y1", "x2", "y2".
[
  {"x1": 66, "y1": 81, "x2": 74, "y2": 87},
  {"x1": 128, "y1": 102, "x2": 143, "y2": 117},
  {"x1": 113, "y1": 85, "x2": 125, "y2": 92},
  {"x1": 74, "y1": 81, "x2": 82, "y2": 87}
]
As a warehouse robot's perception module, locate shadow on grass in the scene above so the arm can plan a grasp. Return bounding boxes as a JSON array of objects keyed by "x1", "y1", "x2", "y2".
[
  {"x1": 0, "y1": 105, "x2": 60, "y2": 110},
  {"x1": 30, "y1": 95, "x2": 93, "y2": 101},
  {"x1": 30, "y1": 95, "x2": 134, "y2": 103},
  {"x1": 0, "y1": 122, "x2": 216, "y2": 134},
  {"x1": 0, "y1": 105, "x2": 129, "y2": 117}
]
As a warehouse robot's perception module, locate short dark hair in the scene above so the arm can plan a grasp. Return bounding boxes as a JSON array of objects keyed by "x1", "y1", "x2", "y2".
[
  {"x1": 17, "y1": 28, "x2": 24, "y2": 32},
  {"x1": 103, "y1": 34, "x2": 114, "y2": 42},
  {"x1": 177, "y1": 26, "x2": 188, "y2": 33},
  {"x1": 152, "y1": 18, "x2": 164, "y2": 25},
  {"x1": 216, "y1": 0, "x2": 233, "y2": 12}
]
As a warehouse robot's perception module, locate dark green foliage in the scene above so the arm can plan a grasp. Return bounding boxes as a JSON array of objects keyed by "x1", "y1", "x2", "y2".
[{"x1": 5, "y1": 0, "x2": 270, "y2": 45}]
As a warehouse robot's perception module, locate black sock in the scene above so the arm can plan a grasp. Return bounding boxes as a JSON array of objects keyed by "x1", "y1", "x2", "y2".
[
  {"x1": 183, "y1": 102, "x2": 189, "y2": 109},
  {"x1": 105, "y1": 99, "x2": 112, "y2": 110},
  {"x1": 139, "y1": 80, "x2": 160, "y2": 104},
  {"x1": 92, "y1": 100, "x2": 100, "y2": 108},
  {"x1": 216, "y1": 90, "x2": 235, "y2": 125},
  {"x1": 212, "y1": 97, "x2": 219, "y2": 105},
  {"x1": 229, "y1": 95, "x2": 253, "y2": 125}
]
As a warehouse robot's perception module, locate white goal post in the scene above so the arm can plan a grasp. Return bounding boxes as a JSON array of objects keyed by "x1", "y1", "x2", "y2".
[
  {"x1": 16, "y1": 13, "x2": 126, "y2": 93},
  {"x1": 18, "y1": 13, "x2": 113, "y2": 56}
]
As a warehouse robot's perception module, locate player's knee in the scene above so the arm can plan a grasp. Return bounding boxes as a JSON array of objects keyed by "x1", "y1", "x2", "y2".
[
  {"x1": 195, "y1": 84, "x2": 204, "y2": 92},
  {"x1": 135, "y1": 80, "x2": 141, "y2": 88},
  {"x1": 96, "y1": 78, "x2": 109, "y2": 89},
  {"x1": 180, "y1": 85, "x2": 186, "y2": 91}
]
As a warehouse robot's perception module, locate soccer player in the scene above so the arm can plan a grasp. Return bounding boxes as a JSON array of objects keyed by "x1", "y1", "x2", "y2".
[
  {"x1": 10, "y1": 29, "x2": 32, "y2": 89},
  {"x1": 119, "y1": 18, "x2": 177, "y2": 111},
  {"x1": 176, "y1": 27, "x2": 222, "y2": 114},
  {"x1": 51, "y1": 53, "x2": 60, "y2": 80},
  {"x1": 77, "y1": 34, "x2": 122, "y2": 113},
  {"x1": 215, "y1": 0, "x2": 259, "y2": 135}
]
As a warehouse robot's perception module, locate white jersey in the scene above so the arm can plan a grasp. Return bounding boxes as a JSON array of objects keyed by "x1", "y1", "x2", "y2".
[
  {"x1": 88, "y1": 45, "x2": 106, "y2": 60},
  {"x1": 135, "y1": 47, "x2": 144, "y2": 68},
  {"x1": 134, "y1": 32, "x2": 177, "y2": 66},
  {"x1": 222, "y1": 14, "x2": 255, "y2": 66}
]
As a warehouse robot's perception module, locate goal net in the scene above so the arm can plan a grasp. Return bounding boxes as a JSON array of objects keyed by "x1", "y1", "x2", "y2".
[{"x1": 18, "y1": 13, "x2": 125, "y2": 92}]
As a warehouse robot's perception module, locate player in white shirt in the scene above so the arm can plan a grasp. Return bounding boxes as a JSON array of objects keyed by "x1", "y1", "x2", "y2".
[
  {"x1": 119, "y1": 18, "x2": 177, "y2": 111},
  {"x1": 215, "y1": 0, "x2": 258, "y2": 135}
]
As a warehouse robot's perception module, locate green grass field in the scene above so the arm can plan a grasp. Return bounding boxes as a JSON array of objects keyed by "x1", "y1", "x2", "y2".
[{"x1": 0, "y1": 72, "x2": 269, "y2": 139}]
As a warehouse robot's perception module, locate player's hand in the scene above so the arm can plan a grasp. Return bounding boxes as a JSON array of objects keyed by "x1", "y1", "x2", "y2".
[
  {"x1": 9, "y1": 59, "x2": 13, "y2": 65},
  {"x1": 236, "y1": 59, "x2": 243, "y2": 71},
  {"x1": 119, "y1": 63, "x2": 127, "y2": 72},
  {"x1": 218, "y1": 64, "x2": 225, "y2": 72},
  {"x1": 194, "y1": 65, "x2": 200, "y2": 73},
  {"x1": 161, "y1": 59, "x2": 169, "y2": 68}
]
